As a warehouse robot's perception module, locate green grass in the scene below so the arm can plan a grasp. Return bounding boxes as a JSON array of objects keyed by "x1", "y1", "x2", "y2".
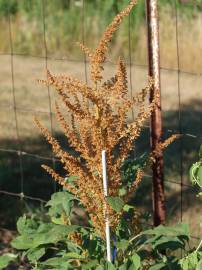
[{"x1": 0, "y1": 0, "x2": 202, "y2": 61}]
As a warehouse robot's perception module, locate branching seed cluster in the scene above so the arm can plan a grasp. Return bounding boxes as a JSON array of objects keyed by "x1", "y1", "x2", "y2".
[{"x1": 35, "y1": 0, "x2": 177, "y2": 238}]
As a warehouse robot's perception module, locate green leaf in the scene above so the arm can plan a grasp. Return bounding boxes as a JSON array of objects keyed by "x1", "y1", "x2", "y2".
[
  {"x1": 64, "y1": 252, "x2": 86, "y2": 260},
  {"x1": 189, "y1": 162, "x2": 202, "y2": 188},
  {"x1": 16, "y1": 215, "x2": 37, "y2": 235},
  {"x1": 149, "y1": 263, "x2": 166, "y2": 270},
  {"x1": 123, "y1": 204, "x2": 134, "y2": 212},
  {"x1": 196, "y1": 166, "x2": 202, "y2": 188},
  {"x1": 119, "y1": 188, "x2": 127, "y2": 196},
  {"x1": 82, "y1": 260, "x2": 99, "y2": 269},
  {"x1": 95, "y1": 266, "x2": 104, "y2": 270},
  {"x1": 116, "y1": 240, "x2": 130, "y2": 251},
  {"x1": 152, "y1": 236, "x2": 185, "y2": 250},
  {"x1": 196, "y1": 259, "x2": 202, "y2": 270},
  {"x1": 129, "y1": 253, "x2": 141, "y2": 270},
  {"x1": 118, "y1": 262, "x2": 128, "y2": 270},
  {"x1": 27, "y1": 247, "x2": 45, "y2": 263},
  {"x1": 104, "y1": 261, "x2": 116, "y2": 270},
  {"x1": 106, "y1": 197, "x2": 124, "y2": 212},
  {"x1": 67, "y1": 175, "x2": 78, "y2": 182},
  {"x1": 46, "y1": 191, "x2": 75, "y2": 217},
  {"x1": 0, "y1": 253, "x2": 17, "y2": 269},
  {"x1": 180, "y1": 251, "x2": 199, "y2": 270},
  {"x1": 47, "y1": 192, "x2": 75, "y2": 207},
  {"x1": 11, "y1": 235, "x2": 35, "y2": 249},
  {"x1": 51, "y1": 216, "x2": 65, "y2": 225},
  {"x1": 17, "y1": 215, "x2": 28, "y2": 234},
  {"x1": 42, "y1": 257, "x2": 66, "y2": 266},
  {"x1": 190, "y1": 162, "x2": 200, "y2": 183},
  {"x1": 32, "y1": 224, "x2": 79, "y2": 248},
  {"x1": 199, "y1": 145, "x2": 202, "y2": 159},
  {"x1": 118, "y1": 255, "x2": 141, "y2": 270},
  {"x1": 12, "y1": 224, "x2": 79, "y2": 250},
  {"x1": 143, "y1": 223, "x2": 189, "y2": 238}
]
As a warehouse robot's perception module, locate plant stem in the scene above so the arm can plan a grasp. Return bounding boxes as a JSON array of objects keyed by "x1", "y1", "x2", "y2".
[
  {"x1": 129, "y1": 232, "x2": 142, "y2": 243},
  {"x1": 196, "y1": 239, "x2": 202, "y2": 252}
]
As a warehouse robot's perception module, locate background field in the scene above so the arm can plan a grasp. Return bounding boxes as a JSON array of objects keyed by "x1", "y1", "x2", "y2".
[{"x1": 0, "y1": 0, "x2": 202, "y2": 248}]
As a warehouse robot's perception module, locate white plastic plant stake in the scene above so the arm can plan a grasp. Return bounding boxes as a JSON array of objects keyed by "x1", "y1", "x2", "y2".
[{"x1": 102, "y1": 150, "x2": 111, "y2": 262}]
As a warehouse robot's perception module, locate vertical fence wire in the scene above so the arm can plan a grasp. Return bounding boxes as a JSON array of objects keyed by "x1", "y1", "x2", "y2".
[
  {"x1": 174, "y1": 0, "x2": 183, "y2": 223},
  {"x1": 8, "y1": 11, "x2": 24, "y2": 199},
  {"x1": 128, "y1": 13, "x2": 135, "y2": 122},
  {"x1": 41, "y1": 0, "x2": 56, "y2": 192},
  {"x1": 82, "y1": 0, "x2": 88, "y2": 85}
]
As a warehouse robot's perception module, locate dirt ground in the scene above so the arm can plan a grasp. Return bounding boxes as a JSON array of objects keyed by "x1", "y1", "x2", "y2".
[
  {"x1": 0, "y1": 55, "x2": 201, "y2": 249},
  {"x1": 0, "y1": 54, "x2": 202, "y2": 135}
]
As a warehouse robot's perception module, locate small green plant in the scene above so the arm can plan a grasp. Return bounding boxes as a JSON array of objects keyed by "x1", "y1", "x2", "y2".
[
  {"x1": 180, "y1": 144, "x2": 202, "y2": 270},
  {"x1": 190, "y1": 145, "x2": 202, "y2": 195},
  {"x1": 1, "y1": 144, "x2": 202, "y2": 269},
  {"x1": 0, "y1": 190, "x2": 197, "y2": 270}
]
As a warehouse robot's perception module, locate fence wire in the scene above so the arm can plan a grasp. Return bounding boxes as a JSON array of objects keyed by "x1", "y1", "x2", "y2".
[{"x1": 0, "y1": 0, "x2": 201, "y2": 241}]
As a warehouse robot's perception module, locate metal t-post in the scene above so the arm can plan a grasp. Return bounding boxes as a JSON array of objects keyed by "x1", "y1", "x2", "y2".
[{"x1": 145, "y1": 0, "x2": 165, "y2": 226}]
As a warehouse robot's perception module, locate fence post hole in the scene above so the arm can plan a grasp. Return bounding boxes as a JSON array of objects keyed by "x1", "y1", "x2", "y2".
[
  {"x1": 145, "y1": 0, "x2": 165, "y2": 226},
  {"x1": 102, "y1": 150, "x2": 111, "y2": 262}
]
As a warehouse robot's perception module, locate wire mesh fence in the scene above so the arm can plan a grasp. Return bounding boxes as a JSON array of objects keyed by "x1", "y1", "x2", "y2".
[{"x1": 0, "y1": 0, "x2": 202, "y2": 242}]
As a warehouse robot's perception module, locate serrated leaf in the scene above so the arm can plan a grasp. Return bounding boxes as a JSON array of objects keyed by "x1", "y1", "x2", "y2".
[{"x1": 106, "y1": 197, "x2": 124, "y2": 212}]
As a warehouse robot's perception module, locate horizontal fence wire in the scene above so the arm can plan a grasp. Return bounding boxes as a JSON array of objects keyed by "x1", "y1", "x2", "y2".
[
  {"x1": 0, "y1": 0, "x2": 201, "y2": 244},
  {"x1": 1, "y1": 52, "x2": 202, "y2": 77}
]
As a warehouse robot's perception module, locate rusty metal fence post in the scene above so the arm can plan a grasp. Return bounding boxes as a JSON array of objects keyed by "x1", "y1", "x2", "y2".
[{"x1": 145, "y1": 0, "x2": 165, "y2": 226}]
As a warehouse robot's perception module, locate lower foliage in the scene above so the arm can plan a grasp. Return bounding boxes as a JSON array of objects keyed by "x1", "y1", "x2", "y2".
[
  {"x1": 1, "y1": 146, "x2": 202, "y2": 269},
  {"x1": 0, "y1": 189, "x2": 201, "y2": 270}
]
